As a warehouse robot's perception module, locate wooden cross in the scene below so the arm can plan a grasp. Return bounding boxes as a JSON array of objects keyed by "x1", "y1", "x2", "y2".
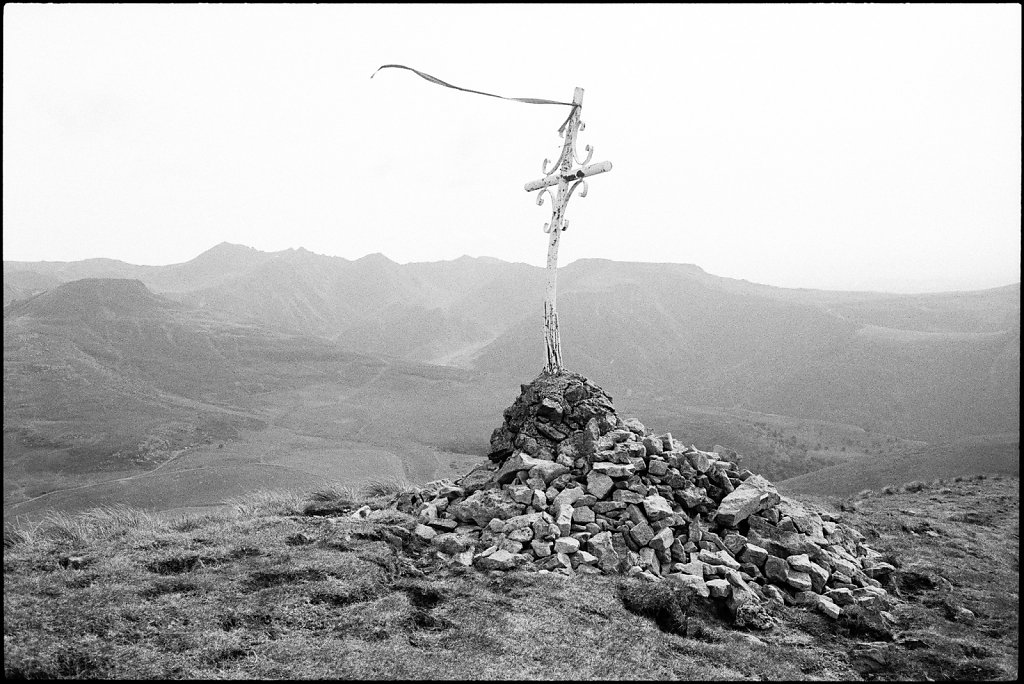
[{"x1": 524, "y1": 87, "x2": 613, "y2": 375}]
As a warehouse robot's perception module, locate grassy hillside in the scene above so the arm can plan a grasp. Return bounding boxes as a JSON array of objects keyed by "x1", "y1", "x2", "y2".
[
  {"x1": 777, "y1": 434, "x2": 1020, "y2": 497},
  {"x1": 4, "y1": 249, "x2": 1019, "y2": 518},
  {"x1": 2, "y1": 279, "x2": 506, "y2": 515},
  {"x1": 475, "y1": 262, "x2": 1019, "y2": 441},
  {"x1": 4, "y1": 476, "x2": 1017, "y2": 680},
  {"x1": 7, "y1": 246, "x2": 1019, "y2": 443}
]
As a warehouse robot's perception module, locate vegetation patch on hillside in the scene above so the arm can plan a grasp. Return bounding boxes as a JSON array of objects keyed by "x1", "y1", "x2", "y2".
[{"x1": 4, "y1": 477, "x2": 1018, "y2": 680}]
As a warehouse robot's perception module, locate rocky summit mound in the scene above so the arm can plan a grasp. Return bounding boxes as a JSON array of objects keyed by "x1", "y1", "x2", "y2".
[{"x1": 395, "y1": 371, "x2": 898, "y2": 630}]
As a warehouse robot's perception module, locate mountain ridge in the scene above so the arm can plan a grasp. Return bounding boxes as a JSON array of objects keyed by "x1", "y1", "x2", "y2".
[
  {"x1": 4, "y1": 244, "x2": 1018, "y2": 517},
  {"x1": 5, "y1": 244, "x2": 1018, "y2": 443},
  {"x1": 6, "y1": 242, "x2": 1018, "y2": 296}
]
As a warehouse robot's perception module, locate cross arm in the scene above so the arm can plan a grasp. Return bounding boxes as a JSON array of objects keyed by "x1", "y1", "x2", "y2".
[{"x1": 523, "y1": 160, "x2": 613, "y2": 192}]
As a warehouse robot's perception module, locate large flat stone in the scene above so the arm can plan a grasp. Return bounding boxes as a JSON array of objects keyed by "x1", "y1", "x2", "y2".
[
  {"x1": 475, "y1": 549, "x2": 520, "y2": 571},
  {"x1": 715, "y1": 475, "x2": 780, "y2": 527},
  {"x1": 448, "y1": 490, "x2": 524, "y2": 527},
  {"x1": 668, "y1": 573, "x2": 710, "y2": 598},
  {"x1": 591, "y1": 462, "x2": 636, "y2": 478}
]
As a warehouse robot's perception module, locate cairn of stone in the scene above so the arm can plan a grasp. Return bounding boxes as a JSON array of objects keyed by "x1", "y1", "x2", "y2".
[{"x1": 397, "y1": 371, "x2": 897, "y2": 627}]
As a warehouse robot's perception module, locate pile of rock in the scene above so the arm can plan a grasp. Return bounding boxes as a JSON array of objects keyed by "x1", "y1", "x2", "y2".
[{"x1": 396, "y1": 371, "x2": 896, "y2": 627}]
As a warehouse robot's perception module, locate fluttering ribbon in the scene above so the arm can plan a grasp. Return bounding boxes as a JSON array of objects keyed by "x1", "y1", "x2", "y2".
[{"x1": 371, "y1": 64, "x2": 580, "y2": 133}]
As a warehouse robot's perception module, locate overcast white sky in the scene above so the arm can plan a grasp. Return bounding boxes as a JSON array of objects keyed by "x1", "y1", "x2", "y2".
[{"x1": 3, "y1": 4, "x2": 1021, "y2": 292}]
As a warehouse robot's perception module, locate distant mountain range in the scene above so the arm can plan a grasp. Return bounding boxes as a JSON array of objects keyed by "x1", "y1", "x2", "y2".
[
  {"x1": 6, "y1": 243, "x2": 1019, "y2": 441},
  {"x1": 4, "y1": 244, "x2": 1019, "y2": 515}
]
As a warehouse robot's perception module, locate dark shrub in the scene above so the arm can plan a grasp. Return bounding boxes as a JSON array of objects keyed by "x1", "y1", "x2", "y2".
[{"x1": 619, "y1": 579, "x2": 691, "y2": 635}]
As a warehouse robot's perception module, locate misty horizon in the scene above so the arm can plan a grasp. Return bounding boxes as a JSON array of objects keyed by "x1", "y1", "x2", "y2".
[
  {"x1": 3, "y1": 5, "x2": 1020, "y2": 297},
  {"x1": 5, "y1": 240, "x2": 1020, "y2": 295}
]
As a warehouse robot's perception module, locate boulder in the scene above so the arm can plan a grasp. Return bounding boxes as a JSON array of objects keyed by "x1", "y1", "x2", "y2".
[
  {"x1": 747, "y1": 519, "x2": 821, "y2": 559},
  {"x1": 612, "y1": 489, "x2": 645, "y2": 505},
  {"x1": 529, "y1": 461, "x2": 571, "y2": 485},
  {"x1": 475, "y1": 549, "x2": 520, "y2": 571},
  {"x1": 669, "y1": 573, "x2": 710, "y2": 598},
  {"x1": 531, "y1": 540, "x2": 553, "y2": 557},
  {"x1": 726, "y1": 581, "x2": 762, "y2": 615},
  {"x1": 817, "y1": 596, "x2": 841, "y2": 619},
  {"x1": 676, "y1": 484, "x2": 708, "y2": 509},
  {"x1": 591, "y1": 462, "x2": 636, "y2": 478},
  {"x1": 699, "y1": 548, "x2": 741, "y2": 571},
  {"x1": 431, "y1": 533, "x2": 473, "y2": 555},
  {"x1": 647, "y1": 459, "x2": 669, "y2": 477},
  {"x1": 643, "y1": 436, "x2": 664, "y2": 456},
  {"x1": 723, "y1": 533, "x2": 747, "y2": 556},
  {"x1": 786, "y1": 553, "x2": 816, "y2": 575},
  {"x1": 554, "y1": 537, "x2": 580, "y2": 554},
  {"x1": 587, "y1": 532, "x2": 623, "y2": 574},
  {"x1": 649, "y1": 527, "x2": 674, "y2": 551},
  {"x1": 449, "y1": 490, "x2": 523, "y2": 527},
  {"x1": 572, "y1": 506, "x2": 596, "y2": 524},
  {"x1": 586, "y1": 472, "x2": 615, "y2": 499},
  {"x1": 623, "y1": 418, "x2": 647, "y2": 435},
  {"x1": 806, "y1": 561, "x2": 830, "y2": 594},
  {"x1": 552, "y1": 486, "x2": 586, "y2": 512},
  {"x1": 825, "y1": 588, "x2": 855, "y2": 606},
  {"x1": 765, "y1": 556, "x2": 812, "y2": 591},
  {"x1": 555, "y1": 505, "x2": 574, "y2": 537},
  {"x1": 642, "y1": 494, "x2": 674, "y2": 522},
  {"x1": 715, "y1": 475, "x2": 780, "y2": 527},
  {"x1": 629, "y1": 520, "x2": 655, "y2": 547},
  {"x1": 684, "y1": 449, "x2": 712, "y2": 473},
  {"x1": 460, "y1": 464, "x2": 498, "y2": 494}
]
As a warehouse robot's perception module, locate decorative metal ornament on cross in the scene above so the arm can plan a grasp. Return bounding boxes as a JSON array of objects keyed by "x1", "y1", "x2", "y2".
[{"x1": 523, "y1": 87, "x2": 613, "y2": 375}]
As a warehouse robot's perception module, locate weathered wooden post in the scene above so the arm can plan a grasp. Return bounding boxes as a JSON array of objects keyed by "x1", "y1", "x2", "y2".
[{"x1": 524, "y1": 87, "x2": 613, "y2": 375}]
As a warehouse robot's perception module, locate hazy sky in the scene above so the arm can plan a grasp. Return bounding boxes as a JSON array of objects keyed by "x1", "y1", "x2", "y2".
[{"x1": 3, "y1": 4, "x2": 1021, "y2": 292}]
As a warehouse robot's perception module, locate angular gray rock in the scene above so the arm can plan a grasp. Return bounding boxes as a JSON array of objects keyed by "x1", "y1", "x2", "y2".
[
  {"x1": 629, "y1": 520, "x2": 655, "y2": 547},
  {"x1": 715, "y1": 475, "x2": 780, "y2": 527},
  {"x1": 586, "y1": 472, "x2": 614, "y2": 499},
  {"x1": 431, "y1": 533, "x2": 473, "y2": 555},
  {"x1": 449, "y1": 490, "x2": 523, "y2": 527},
  {"x1": 642, "y1": 494, "x2": 674, "y2": 522},
  {"x1": 475, "y1": 549, "x2": 520, "y2": 571}
]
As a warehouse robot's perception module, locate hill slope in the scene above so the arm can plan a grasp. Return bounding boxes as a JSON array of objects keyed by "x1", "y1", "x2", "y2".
[
  {"x1": 3, "y1": 278, "x2": 508, "y2": 513},
  {"x1": 4, "y1": 475, "x2": 1017, "y2": 680},
  {"x1": 4, "y1": 246, "x2": 1019, "y2": 512},
  {"x1": 777, "y1": 433, "x2": 1020, "y2": 497},
  {"x1": 7, "y1": 246, "x2": 1019, "y2": 442}
]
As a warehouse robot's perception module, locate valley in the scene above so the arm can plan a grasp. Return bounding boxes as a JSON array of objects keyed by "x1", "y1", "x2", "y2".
[{"x1": 3, "y1": 245, "x2": 1018, "y2": 519}]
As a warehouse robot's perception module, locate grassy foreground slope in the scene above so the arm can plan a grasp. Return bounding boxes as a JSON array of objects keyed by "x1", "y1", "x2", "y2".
[{"x1": 4, "y1": 477, "x2": 1017, "y2": 680}]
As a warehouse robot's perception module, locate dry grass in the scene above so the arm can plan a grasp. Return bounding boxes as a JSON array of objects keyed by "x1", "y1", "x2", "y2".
[
  {"x1": 5, "y1": 479, "x2": 1018, "y2": 680},
  {"x1": 359, "y1": 478, "x2": 413, "y2": 499}
]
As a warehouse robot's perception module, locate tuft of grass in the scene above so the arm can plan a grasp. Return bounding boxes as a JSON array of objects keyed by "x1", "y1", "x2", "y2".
[
  {"x1": 8, "y1": 505, "x2": 160, "y2": 547},
  {"x1": 618, "y1": 578, "x2": 692, "y2": 636},
  {"x1": 360, "y1": 478, "x2": 413, "y2": 499},
  {"x1": 225, "y1": 490, "x2": 305, "y2": 518},
  {"x1": 4, "y1": 517, "x2": 43, "y2": 548},
  {"x1": 308, "y1": 483, "x2": 358, "y2": 503},
  {"x1": 167, "y1": 515, "x2": 219, "y2": 533}
]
